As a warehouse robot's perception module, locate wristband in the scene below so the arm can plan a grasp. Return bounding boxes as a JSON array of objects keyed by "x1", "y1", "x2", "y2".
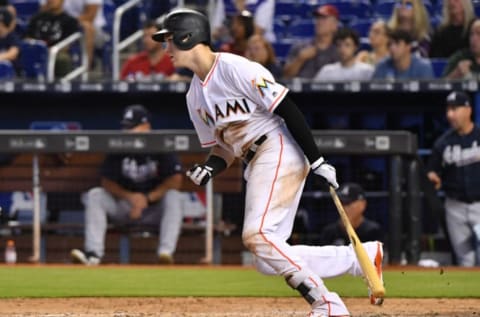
[{"x1": 310, "y1": 157, "x2": 325, "y2": 170}]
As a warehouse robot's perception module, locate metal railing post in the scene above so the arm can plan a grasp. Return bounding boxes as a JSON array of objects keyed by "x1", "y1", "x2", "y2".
[
  {"x1": 112, "y1": 0, "x2": 144, "y2": 81},
  {"x1": 47, "y1": 32, "x2": 88, "y2": 83}
]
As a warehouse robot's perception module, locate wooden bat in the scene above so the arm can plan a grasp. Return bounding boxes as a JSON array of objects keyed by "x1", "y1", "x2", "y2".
[{"x1": 329, "y1": 186, "x2": 386, "y2": 299}]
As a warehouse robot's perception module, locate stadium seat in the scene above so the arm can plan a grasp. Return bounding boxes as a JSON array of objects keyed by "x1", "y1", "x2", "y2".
[
  {"x1": 19, "y1": 39, "x2": 48, "y2": 81},
  {"x1": 275, "y1": 1, "x2": 312, "y2": 23},
  {"x1": 11, "y1": 0, "x2": 40, "y2": 36},
  {"x1": 474, "y1": 0, "x2": 480, "y2": 16},
  {"x1": 349, "y1": 18, "x2": 373, "y2": 37},
  {"x1": 372, "y1": 0, "x2": 395, "y2": 19},
  {"x1": 142, "y1": 0, "x2": 170, "y2": 20},
  {"x1": 289, "y1": 20, "x2": 315, "y2": 39},
  {"x1": 373, "y1": 0, "x2": 434, "y2": 19},
  {"x1": 430, "y1": 58, "x2": 448, "y2": 78},
  {"x1": 0, "y1": 60, "x2": 15, "y2": 80},
  {"x1": 316, "y1": 0, "x2": 372, "y2": 23},
  {"x1": 274, "y1": 19, "x2": 289, "y2": 40},
  {"x1": 272, "y1": 41, "x2": 293, "y2": 64}
]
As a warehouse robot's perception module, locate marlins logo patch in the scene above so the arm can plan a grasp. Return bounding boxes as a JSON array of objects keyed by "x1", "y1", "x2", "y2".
[{"x1": 252, "y1": 78, "x2": 276, "y2": 97}]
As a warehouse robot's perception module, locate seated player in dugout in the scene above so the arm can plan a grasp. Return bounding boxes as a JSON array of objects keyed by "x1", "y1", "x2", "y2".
[
  {"x1": 318, "y1": 182, "x2": 384, "y2": 246},
  {"x1": 151, "y1": 8, "x2": 385, "y2": 316},
  {"x1": 71, "y1": 104, "x2": 184, "y2": 265}
]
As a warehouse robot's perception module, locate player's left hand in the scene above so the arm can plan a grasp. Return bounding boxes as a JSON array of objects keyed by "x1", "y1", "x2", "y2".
[
  {"x1": 311, "y1": 157, "x2": 339, "y2": 189},
  {"x1": 186, "y1": 164, "x2": 213, "y2": 186}
]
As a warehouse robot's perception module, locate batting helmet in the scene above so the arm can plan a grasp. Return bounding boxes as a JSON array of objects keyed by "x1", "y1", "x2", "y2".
[{"x1": 152, "y1": 8, "x2": 211, "y2": 50}]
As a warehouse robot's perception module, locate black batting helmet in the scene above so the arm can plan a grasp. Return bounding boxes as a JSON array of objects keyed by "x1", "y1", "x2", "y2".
[{"x1": 152, "y1": 8, "x2": 211, "y2": 50}]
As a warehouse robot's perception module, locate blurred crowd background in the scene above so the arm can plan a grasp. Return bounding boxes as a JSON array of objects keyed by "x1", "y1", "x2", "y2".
[{"x1": 0, "y1": 0, "x2": 478, "y2": 82}]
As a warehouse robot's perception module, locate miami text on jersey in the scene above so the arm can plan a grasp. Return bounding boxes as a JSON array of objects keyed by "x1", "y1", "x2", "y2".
[{"x1": 197, "y1": 98, "x2": 252, "y2": 126}]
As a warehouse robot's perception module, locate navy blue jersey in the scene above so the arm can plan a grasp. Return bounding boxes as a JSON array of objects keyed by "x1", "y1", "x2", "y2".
[
  {"x1": 101, "y1": 153, "x2": 182, "y2": 194},
  {"x1": 318, "y1": 218, "x2": 383, "y2": 246},
  {"x1": 428, "y1": 125, "x2": 480, "y2": 202}
]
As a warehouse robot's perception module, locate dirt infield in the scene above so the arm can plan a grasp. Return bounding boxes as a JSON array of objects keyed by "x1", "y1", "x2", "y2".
[{"x1": 0, "y1": 297, "x2": 478, "y2": 317}]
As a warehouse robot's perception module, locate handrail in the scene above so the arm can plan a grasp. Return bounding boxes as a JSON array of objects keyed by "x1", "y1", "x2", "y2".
[
  {"x1": 112, "y1": 0, "x2": 144, "y2": 81},
  {"x1": 47, "y1": 32, "x2": 88, "y2": 83}
]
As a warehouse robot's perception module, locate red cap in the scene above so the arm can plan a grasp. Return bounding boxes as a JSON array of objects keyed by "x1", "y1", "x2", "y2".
[{"x1": 313, "y1": 4, "x2": 340, "y2": 19}]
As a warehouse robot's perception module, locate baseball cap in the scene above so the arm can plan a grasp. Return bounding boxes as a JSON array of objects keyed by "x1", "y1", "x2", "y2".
[
  {"x1": 336, "y1": 183, "x2": 365, "y2": 205},
  {"x1": 313, "y1": 5, "x2": 340, "y2": 20},
  {"x1": 446, "y1": 91, "x2": 470, "y2": 107},
  {"x1": 120, "y1": 104, "x2": 150, "y2": 129},
  {"x1": 0, "y1": 8, "x2": 12, "y2": 28}
]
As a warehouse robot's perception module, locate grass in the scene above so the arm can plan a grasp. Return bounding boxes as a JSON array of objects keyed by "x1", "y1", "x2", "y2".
[{"x1": 0, "y1": 266, "x2": 479, "y2": 298}]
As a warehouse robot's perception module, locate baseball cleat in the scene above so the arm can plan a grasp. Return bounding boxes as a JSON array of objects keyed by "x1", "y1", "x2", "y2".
[
  {"x1": 71, "y1": 249, "x2": 100, "y2": 266},
  {"x1": 369, "y1": 242, "x2": 384, "y2": 305}
]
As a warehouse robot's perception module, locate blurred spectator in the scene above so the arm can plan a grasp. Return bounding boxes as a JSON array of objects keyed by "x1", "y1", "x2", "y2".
[
  {"x1": 387, "y1": 0, "x2": 431, "y2": 57},
  {"x1": 26, "y1": 0, "x2": 80, "y2": 77},
  {"x1": 427, "y1": 91, "x2": 480, "y2": 267},
  {"x1": 0, "y1": 8, "x2": 19, "y2": 66},
  {"x1": 356, "y1": 20, "x2": 390, "y2": 65},
  {"x1": 314, "y1": 27, "x2": 374, "y2": 81},
  {"x1": 245, "y1": 34, "x2": 282, "y2": 78},
  {"x1": 283, "y1": 4, "x2": 340, "y2": 79},
  {"x1": 0, "y1": 0, "x2": 16, "y2": 33},
  {"x1": 71, "y1": 104, "x2": 184, "y2": 265},
  {"x1": 443, "y1": 18, "x2": 480, "y2": 79},
  {"x1": 430, "y1": 0, "x2": 475, "y2": 58},
  {"x1": 120, "y1": 20, "x2": 175, "y2": 81},
  {"x1": 41, "y1": 0, "x2": 106, "y2": 68},
  {"x1": 372, "y1": 29, "x2": 434, "y2": 79},
  {"x1": 318, "y1": 183, "x2": 383, "y2": 246},
  {"x1": 211, "y1": 0, "x2": 275, "y2": 43},
  {"x1": 218, "y1": 10, "x2": 254, "y2": 56}
]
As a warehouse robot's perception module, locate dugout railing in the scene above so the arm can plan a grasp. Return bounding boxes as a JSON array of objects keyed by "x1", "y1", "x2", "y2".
[{"x1": 0, "y1": 130, "x2": 418, "y2": 265}]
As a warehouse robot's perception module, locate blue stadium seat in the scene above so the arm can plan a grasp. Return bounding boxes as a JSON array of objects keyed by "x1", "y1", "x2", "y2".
[
  {"x1": 316, "y1": 0, "x2": 372, "y2": 23},
  {"x1": 272, "y1": 41, "x2": 293, "y2": 64},
  {"x1": 0, "y1": 60, "x2": 15, "y2": 80},
  {"x1": 275, "y1": 1, "x2": 312, "y2": 20},
  {"x1": 372, "y1": 0, "x2": 395, "y2": 19},
  {"x1": 142, "y1": 0, "x2": 170, "y2": 20},
  {"x1": 349, "y1": 18, "x2": 373, "y2": 37},
  {"x1": 430, "y1": 58, "x2": 448, "y2": 78},
  {"x1": 11, "y1": 0, "x2": 40, "y2": 36},
  {"x1": 10, "y1": 0, "x2": 39, "y2": 19},
  {"x1": 274, "y1": 19, "x2": 289, "y2": 40},
  {"x1": 474, "y1": 0, "x2": 480, "y2": 16},
  {"x1": 19, "y1": 39, "x2": 48, "y2": 81},
  {"x1": 373, "y1": 0, "x2": 434, "y2": 19},
  {"x1": 289, "y1": 20, "x2": 315, "y2": 39}
]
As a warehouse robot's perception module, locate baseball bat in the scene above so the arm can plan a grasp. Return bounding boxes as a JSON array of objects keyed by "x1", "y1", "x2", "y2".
[{"x1": 329, "y1": 186, "x2": 386, "y2": 298}]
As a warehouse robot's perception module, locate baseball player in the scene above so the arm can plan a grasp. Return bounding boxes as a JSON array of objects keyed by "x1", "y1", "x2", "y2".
[
  {"x1": 427, "y1": 91, "x2": 480, "y2": 266},
  {"x1": 152, "y1": 9, "x2": 383, "y2": 316}
]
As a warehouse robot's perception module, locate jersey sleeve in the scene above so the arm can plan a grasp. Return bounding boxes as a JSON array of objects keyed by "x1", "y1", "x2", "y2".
[
  {"x1": 229, "y1": 59, "x2": 288, "y2": 113},
  {"x1": 100, "y1": 154, "x2": 121, "y2": 181},
  {"x1": 427, "y1": 137, "x2": 445, "y2": 174}
]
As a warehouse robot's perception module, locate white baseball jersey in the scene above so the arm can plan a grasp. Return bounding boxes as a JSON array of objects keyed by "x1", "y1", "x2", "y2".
[
  {"x1": 185, "y1": 52, "x2": 380, "y2": 316},
  {"x1": 186, "y1": 52, "x2": 288, "y2": 157}
]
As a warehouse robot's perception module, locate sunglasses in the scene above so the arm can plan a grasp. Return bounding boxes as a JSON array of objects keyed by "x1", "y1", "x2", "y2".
[{"x1": 396, "y1": 0, "x2": 413, "y2": 9}]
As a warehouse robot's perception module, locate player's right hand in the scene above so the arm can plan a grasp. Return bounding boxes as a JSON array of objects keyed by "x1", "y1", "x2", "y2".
[
  {"x1": 311, "y1": 157, "x2": 339, "y2": 189},
  {"x1": 186, "y1": 164, "x2": 213, "y2": 186}
]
